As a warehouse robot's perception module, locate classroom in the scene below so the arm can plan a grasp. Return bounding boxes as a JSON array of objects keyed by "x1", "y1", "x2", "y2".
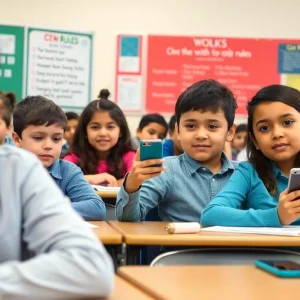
[{"x1": 1, "y1": 0, "x2": 300, "y2": 299}]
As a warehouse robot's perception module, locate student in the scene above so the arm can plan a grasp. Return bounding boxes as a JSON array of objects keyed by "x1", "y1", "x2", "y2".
[
  {"x1": 131, "y1": 114, "x2": 168, "y2": 150},
  {"x1": 0, "y1": 91, "x2": 16, "y2": 145},
  {"x1": 62, "y1": 111, "x2": 79, "y2": 155},
  {"x1": 64, "y1": 99, "x2": 135, "y2": 186},
  {"x1": 231, "y1": 123, "x2": 247, "y2": 160},
  {"x1": 163, "y1": 114, "x2": 183, "y2": 157},
  {"x1": 12, "y1": 96, "x2": 106, "y2": 220},
  {"x1": 0, "y1": 100, "x2": 114, "y2": 299},
  {"x1": 201, "y1": 85, "x2": 300, "y2": 227},
  {"x1": 116, "y1": 80, "x2": 237, "y2": 222}
]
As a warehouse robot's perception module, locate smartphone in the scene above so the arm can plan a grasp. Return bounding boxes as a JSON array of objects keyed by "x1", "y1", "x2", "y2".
[
  {"x1": 287, "y1": 168, "x2": 300, "y2": 193},
  {"x1": 255, "y1": 260, "x2": 300, "y2": 277},
  {"x1": 140, "y1": 139, "x2": 163, "y2": 166}
]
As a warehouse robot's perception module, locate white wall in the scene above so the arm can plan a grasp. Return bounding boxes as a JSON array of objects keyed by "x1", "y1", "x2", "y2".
[{"x1": 2, "y1": 0, "x2": 300, "y2": 133}]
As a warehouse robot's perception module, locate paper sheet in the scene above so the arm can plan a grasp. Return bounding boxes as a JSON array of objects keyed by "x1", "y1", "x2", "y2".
[
  {"x1": 91, "y1": 185, "x2": 120, "y2": 192},
  {"x1": 201, "y1": 226, "x2": 300, "y2": 236}
]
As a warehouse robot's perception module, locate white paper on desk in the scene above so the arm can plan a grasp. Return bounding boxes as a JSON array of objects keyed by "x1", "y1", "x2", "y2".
[
  {"x1": 85, "y1": 222, "x2": 99, "y2": 229},
  {"x1": 91, "y1": 185, "x2": 120, "y2": 192},
  {"x1": 201, "y1": 226, "x2": 300, "y2": 236}
]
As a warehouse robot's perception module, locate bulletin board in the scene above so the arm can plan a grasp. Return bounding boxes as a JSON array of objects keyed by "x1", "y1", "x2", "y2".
[
  {"x1": 145, "y1": 35, "x2": 300, "y2": 115},
  {"x1": 0, "y1": 24, "x2": 93, "y2": 109},
  {"x1": 0, "y1": 24, "x2": 25, "y2": 101}
]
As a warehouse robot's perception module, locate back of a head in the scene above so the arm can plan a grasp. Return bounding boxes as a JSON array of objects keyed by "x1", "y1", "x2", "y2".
[
  {"x1": 0, "y1": 91, "x2": 16, "y2": 126},
  {"x1": 0, "y1": 91, "x2": 16, "y2": 113},
  {"x1": 168, "y1": 114, "x2": 177, "y2": 133},
  {"x1": 138, "y1": 113, "x2": 168, "y2": 130},
  {"x1": 175, "y1": 79, "x2": 237, "y2": 129},
  {"x1": 98, "y1": 89, "x2": 110, "y2": 100},
  {"x1": 13, "y1": 96, "x2": 67, "y2": 137}
]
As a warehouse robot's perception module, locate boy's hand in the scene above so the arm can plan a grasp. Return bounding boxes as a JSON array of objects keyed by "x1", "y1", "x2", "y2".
[
  {"x1": 278, "y1": 189, "x2": 300, "y2": 225},
  {"x1": 87, "y1": 173, "x2": 118, "y2": 187},
  {"x1": 125, "y1": 148, "x2": 165, "y2": 194}
]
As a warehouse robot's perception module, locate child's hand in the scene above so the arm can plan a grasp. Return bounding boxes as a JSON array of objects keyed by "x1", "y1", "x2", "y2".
[
  {"x1": 278, "y1": 189, "x2": 300, "y2": 225},
  {"x1": 125, "y1": 148, "x2": 166, "y2": 194},
  {"x1": 87, "y1": 173, "x2": 118, "y2": 187}
]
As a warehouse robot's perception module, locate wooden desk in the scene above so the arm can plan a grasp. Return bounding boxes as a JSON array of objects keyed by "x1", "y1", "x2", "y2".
[
  {"x1": 118, "y1": 265, "x2": 300, "y2": 300},
  {"x1": 89, "y1": 221, "x2": 122, "y2": 245},
  {"x1": 109, "y1": 221, "x2": 300, "y2": 247},
  {"x1": 105, "y1": 276, "x2": 154, "y2": 300},
  {"x1": 96, "y1": 190, "x2": 118, "y2": 199}
]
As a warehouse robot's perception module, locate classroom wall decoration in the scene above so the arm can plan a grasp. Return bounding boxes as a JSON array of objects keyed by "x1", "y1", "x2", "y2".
[
  {"x1": 145, "y1": 35, "x2": 300, "y2": 115},
  {"x1": 0, "y1": 25, "x2": 25, "y2": 101},
  {"x1": 0, "y1": 24, "x2": 93, "y2": 109},
  {"x1": 115, "y1": 34, "x2": 143, "y2": 112}
]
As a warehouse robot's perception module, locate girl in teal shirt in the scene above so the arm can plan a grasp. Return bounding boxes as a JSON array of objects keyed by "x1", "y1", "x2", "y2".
[{"x1": 202, "y1": 84, "x2": 300, "y2": 227}]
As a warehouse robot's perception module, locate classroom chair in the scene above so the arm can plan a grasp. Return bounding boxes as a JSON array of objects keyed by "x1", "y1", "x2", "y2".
[{"x1": 150, "y1": 248, "x2": 300, "y2": 266}]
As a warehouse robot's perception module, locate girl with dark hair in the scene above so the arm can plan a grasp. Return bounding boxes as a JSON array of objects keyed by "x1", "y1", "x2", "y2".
[
  {"x1": 202, "y1": 84, "x2": 300, "y2": 227},
  {"x1": 64, "y1": 99, "x2": 135, "y2": 186}
]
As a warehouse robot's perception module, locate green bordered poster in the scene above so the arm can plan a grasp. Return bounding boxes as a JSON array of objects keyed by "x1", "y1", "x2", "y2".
[
  {"x1": 0, "y1": 25, "x2": 25, "y2": 101},
  {"x1": 26, "y1": 27, "x2": 93, "y2": 109}
]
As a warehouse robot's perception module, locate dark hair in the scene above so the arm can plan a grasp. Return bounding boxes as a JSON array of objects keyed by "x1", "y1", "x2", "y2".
[
  {"x1": 138, "y1": 114, "x2": 168, "y2": 131},
  {"x1": 71, "y1": 99, "x2": 133, "y2": 178},
  {"x1": 247, "y1": 84, "x2": 300, "y2": 195},
  {"x1": 168, "y1": 114, "x2": 177, "y2": 133},
  {"x1": 13, "y1": 96, "x2": 67, "y2": 137},
  {"x1": 236, "y1": 123, "x2": 248, "y2": 134},
  {"x1": 175, "y1": 79, "x2": 237, "y2": 129},
  {"x1": 65, "y1": 111, "x2": 79, "y2": 121},
  {"x1": 0, "y1": 91, "x2": 16, "y2": 126},
  {"x1": 98, "y1": 89, "x2": 110, "y2": 100}
]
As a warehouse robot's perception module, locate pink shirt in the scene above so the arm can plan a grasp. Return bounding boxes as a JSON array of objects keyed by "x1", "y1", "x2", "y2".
[{"x1": 63, "y1": 151, "x2": 135, "y2": 177}]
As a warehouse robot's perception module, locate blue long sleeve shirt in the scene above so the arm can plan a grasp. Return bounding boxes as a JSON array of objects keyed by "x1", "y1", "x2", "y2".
[
  {"x1": 201, "y1": 161, "x2": 300, "y2": 227},
  {"x1": 48, "y1": 159, "x2": 106, "y2": 220},
  {"x1": 116, "y1": 152, "x2": 237, "y2": 222}
]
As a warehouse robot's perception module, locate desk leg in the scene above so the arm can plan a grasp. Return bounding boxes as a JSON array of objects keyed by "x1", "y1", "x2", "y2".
[
  {"x1": 126, "y1": 245, "x2": 143, "y2": 265},
  {"x1": 118, "y1": 243, "x2": 127, "y2": 266}
]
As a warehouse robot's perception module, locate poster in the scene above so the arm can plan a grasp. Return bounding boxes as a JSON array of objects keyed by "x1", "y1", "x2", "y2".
[
  {"x1": 115, "y1": 35, "x2": 142, "y2": 112},
  {"x1": 146, "y1": 35, "x2": 300, "y2": 115},
  {"x1": 26, "y1": 28, "x2": 93, "y2": 109},
  {"x1": 0, "y1": 25, "x2": 25, "y2": 101}
]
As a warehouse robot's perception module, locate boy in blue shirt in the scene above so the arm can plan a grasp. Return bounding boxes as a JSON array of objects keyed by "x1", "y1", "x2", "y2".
[
  {"x1": 12, "y1": 96, "x2": 106, "y2": 220},
  {"x1": 116, "y1": 80, "x2": 238, "y2": 222}
]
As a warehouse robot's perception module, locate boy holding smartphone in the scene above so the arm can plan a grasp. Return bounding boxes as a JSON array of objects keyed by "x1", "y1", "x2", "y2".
[{"x1": 116, "y1": 80, "x2": 238, "y2": 222}]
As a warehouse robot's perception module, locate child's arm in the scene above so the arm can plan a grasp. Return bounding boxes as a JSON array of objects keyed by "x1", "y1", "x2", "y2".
[
  {"x1": 85, "y1": 173, "x2": 118, "y2": 187},
  {"x1": 201, "y1": 162, "x2": 281, "y2": 227},
  {"x1": 65, "y1": 164, "x2": 106, "y2": 220},
  {"x1": 0, "y1": 150, "x2": 113, "y2": 298},
  {"x1": 116, "y1": 149, "x2": 167, "y2": 221}
]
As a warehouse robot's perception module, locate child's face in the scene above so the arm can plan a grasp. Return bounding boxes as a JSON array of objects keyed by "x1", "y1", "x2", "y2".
[
  {"x1": 0, "y1": 118, "x2": 10, "y2": 145},
  {"x1": 136, "y1": 122, "x2": 167, "y2": 141},
  {"x1": 169, "y1": 128, "x2": 183, "y2": 154},
  {"x1": 177, "y1": 109, "x2": 235, "y2": 168},
  {"x1": 232, "y1": 130, "x2": 247, "y2": 152},
  {"x1": 251, "y1": 101, "x2": 300, "y2": 167},
  {"x1": 64, "y1": 118, "x2": 78, "y2": 145},
  {"x1": 86, "y1": 111, "x2": 121, "y2": 156},
  {"x1": 13, "y1": 124, "x2": 64, "y2": 168}
]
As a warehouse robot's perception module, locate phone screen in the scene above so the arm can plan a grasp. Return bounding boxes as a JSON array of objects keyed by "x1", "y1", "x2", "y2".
[{"x1": 260, "y1": 260, "x2": 300, "y2": 270}]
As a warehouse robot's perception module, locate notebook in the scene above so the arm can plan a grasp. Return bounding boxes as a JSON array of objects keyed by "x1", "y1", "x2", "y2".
[{"x1": 201, "y1": 226, "x2": 300, "y2": 237}]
